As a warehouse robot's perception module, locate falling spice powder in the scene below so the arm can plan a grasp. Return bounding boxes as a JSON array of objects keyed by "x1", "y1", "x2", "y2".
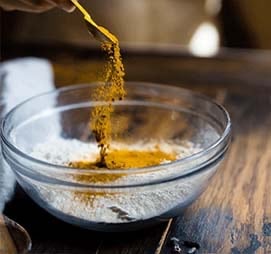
[
  {"x1": 90, "y1": 40, "x2": 126, "y2": 167},
  {"x1": 69, "y1": 5, "x2": 176, "y2": 173}
]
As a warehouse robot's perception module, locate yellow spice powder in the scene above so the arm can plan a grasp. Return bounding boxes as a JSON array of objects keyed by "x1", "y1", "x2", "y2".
[
  {"x1": 69, "y1": 149, "x2": 177, "y2": 183},
  {"x1": 69, "y1": 5, "x2": 177, "y2": 185},
  {"x1": 90, "y1": 41, "x2": 126, "y2": 167}
]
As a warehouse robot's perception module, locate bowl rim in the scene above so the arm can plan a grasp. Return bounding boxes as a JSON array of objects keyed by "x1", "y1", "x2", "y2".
[{"x1": 1, "y1": 82, "x2": 231, "y2": 177}]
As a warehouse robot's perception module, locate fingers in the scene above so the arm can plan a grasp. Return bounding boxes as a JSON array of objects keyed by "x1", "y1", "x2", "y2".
[
  {"x1": 0, "y1": 0, "x2": 49, "y2": 12},
  {"x1": 19, "y1": 0, "x2": 55, "y2": 12},
  {"x1": 49, "y1": 0, "x2": 75, "y2": 12},
  {"x1": 0, "y1": 0, "x2": 75, "y2": 12}
]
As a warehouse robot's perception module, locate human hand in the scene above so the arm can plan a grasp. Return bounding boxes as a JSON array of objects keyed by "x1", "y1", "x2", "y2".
[{"x1": 0, "y1": 0, "x2": 75, "y2": 13}]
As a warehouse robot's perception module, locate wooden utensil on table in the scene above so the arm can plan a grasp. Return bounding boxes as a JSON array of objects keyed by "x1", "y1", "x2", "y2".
[{"x1": 0, "y1": 214, "x2": 31, "y2": 254}]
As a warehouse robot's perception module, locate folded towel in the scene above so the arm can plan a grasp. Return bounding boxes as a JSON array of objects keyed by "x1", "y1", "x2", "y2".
[{"x1": 0, "y1": 57, "x2": 55, "y2": 212}]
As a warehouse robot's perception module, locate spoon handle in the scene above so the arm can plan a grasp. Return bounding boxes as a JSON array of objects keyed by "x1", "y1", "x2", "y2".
[
  {"x1": 0, "y1": 214, "x2": 17, "y2": 254},
  {"x1": 70, "y1": 0, "x2": 116, "y2": 43},
  {"x1": 70, "y1": 0, "x2": 95, "y2": 25}
]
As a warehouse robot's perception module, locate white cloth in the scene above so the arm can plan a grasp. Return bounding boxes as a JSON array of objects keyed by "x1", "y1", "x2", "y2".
[{"x1": 0, "y1": 57, "x2": 54, "y2": 212}]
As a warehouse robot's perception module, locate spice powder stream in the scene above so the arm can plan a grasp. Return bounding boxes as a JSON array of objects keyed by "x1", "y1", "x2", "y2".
[
  {"x1": 70, "y1": 5, "x2": 176, "y2": 174},
  {"x1": 90, "y1": 40, "x2": 126, "y2": 167}
]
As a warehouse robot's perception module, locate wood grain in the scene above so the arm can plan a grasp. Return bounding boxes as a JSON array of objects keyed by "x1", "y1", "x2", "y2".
[{"x1": 162, "y1": 86, "x2": 271, "y2": 253}]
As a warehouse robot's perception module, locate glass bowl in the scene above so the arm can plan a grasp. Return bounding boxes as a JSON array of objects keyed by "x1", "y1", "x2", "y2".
[{"x1": 1, "y1": 82, "x2": 231, "y2": 232}]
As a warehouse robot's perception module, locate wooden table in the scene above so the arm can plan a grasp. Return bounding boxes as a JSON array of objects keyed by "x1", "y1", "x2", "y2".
[{"x1": 2, "y1": 45, "x2": 271, "y2": 253}]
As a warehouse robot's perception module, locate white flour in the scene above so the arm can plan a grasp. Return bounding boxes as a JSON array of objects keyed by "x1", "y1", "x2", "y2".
[{"x1": 31, "y1": 138, "x2": 206, "y2": 224}]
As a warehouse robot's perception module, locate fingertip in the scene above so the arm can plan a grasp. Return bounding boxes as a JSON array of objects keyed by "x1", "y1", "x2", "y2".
[
  {"x1": 65, "y1": 5, "x2": 76, "y2": 13},
  {"x1": 58, "y1": 2, "x2": 75, "y2": 12},
  {"x1": 60, "y1": 5, "x2": 75, "y2": 13}
]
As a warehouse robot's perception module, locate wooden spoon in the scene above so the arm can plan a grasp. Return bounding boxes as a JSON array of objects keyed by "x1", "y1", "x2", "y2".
[{"x1": 0, "y1": 214, "x2": 31, "y2": 254}]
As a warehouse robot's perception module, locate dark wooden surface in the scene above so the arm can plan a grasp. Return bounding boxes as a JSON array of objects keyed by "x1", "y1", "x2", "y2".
[{"x1": 2, "y1": 45, "x2": 271, "y2": 253}]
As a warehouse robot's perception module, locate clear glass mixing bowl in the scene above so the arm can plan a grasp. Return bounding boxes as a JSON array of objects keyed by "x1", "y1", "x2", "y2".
[{"x1": 1, "y1": 82, "x2": 231, "y2": 231}]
